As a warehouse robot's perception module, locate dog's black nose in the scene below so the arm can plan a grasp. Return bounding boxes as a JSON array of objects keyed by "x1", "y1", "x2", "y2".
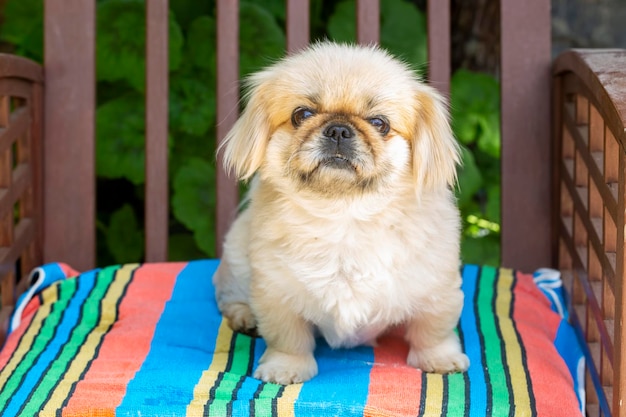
[{"x1": 324, "y1": 124, "x2": 354, "y2": 142}]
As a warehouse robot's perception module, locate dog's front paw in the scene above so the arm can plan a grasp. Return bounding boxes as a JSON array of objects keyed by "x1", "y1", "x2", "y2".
[
  {"x1": 221, "y1": 301, "x2": 257, "y2": 335},
  {"x1": 407, "y1": 336, "x2": 469, "y2": 373},
  {"x1": 254, "y1": 349, "x2": 318, "y2": 384}
]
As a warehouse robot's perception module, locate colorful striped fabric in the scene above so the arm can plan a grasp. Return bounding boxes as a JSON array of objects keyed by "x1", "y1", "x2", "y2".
[{"x1": 0, "y1": 261, "x2": 583, "y2": 416}]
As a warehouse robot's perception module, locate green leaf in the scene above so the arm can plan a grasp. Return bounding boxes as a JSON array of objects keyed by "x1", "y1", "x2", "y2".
[
  {"x1": 106, "y1": 204, "x2": 145, "y2": 263},
  {"x1": 170, "y1": 75, "x2": 216, "y2": 136},
  {"x1": 185, "y1": 16, "x2": 217, "y2": 73},
  {"x1": 96, "y1": 0, "x2": 184, "y2": 91},
  {"x1": 245, "y1": 0, "x2": 286, "y2": 22},
  {"x1": 450, "y1": 69, "x2": 501, "y2": 157},
  {"x1": 461, "y1": 235, "x2": 500, "y2": 267},
  {"x1": 0, "y1": 0, "x2": 42, "y2": 45},
  {"x1": 327, "y1": 0, "x2": 427, "y2": 72},
  {"x1": 380, "y1": 0, "x2": 427, "y2": 71},
  {"x1": 169, "y1": 131, "x2": 216, "y2": 189},
  {"x1": 168, "y1": 233, "x2": 208, "y2": 261},
  {"x1": 326, "y1": 1, "x2": 354, "y2": 43},
  {"x1": 456, "y1": 146, "x2": 483, "y2": 209},
  {"x1": 239, "y1": 2, "x2": 286, "y2": 78},
  {"x1": 0, "y1": 0, "x2": 43, "y2": 61},
  {"x1": 96, "y1": 93, "x2": 146, "y2": 184},
  {"x1": 169, "y1": 0, "x2": 213, "y2": 32},
  {"x1": 172, "y1": 158, "x2": 217, "y2": 256},
  {"x1": 485, "y1": 184, "x2": 501, "y2": 223}
]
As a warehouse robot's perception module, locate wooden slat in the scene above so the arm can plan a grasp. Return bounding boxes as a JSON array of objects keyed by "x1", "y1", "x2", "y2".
[
  {"x1": 500, "y1": 0, "x2": 552, "y2": 271},
  {"x1": 0, "y1": 78, "x2": 32, "y2": 99},
  {"x1": 0, "y1": 164, "x2": 30, "y2": 219},
  {"x1": 145, "y1": 0, "x2": 169, "y2": 262},
  {"x1": 216, "y1": 0, "x2": 240, "y2": 258},
  {"x1": 563, "y1": 107, "x2": 618, "y2": 224},
  {"x1": 559, "y1": 223, "x2": 614, "y2": 364},
  {"x1": 560, "y1": 160, "x2": 616, "y2": 290},
  {"x1": 43, "y1": 0, "x2": 96, "y2": 271},
  {"x1": 0, "y1": 107, "x2": 29, "y2": 156},
  {"x1": 427, "y1": 0, "x2": 450, "y2": 97},
  {"x1": 0, "y1": 218, "x2": 35, "y2": 270},
  {"x1": 286, "y1": 0, "x2": 309, "y2": 54},
  {"x1": 30, "y1": 80, "x2": 43, "y2": 273},
  {"x1": 356, "y1": 0, "x2": 379, "y2": 45},
  {"x1": 0, "y1": 54, "x2": 44, "y2": 83}
]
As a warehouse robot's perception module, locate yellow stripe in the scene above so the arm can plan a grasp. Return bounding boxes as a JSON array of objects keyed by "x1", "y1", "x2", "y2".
[
  {"x1": 276, "y1": 383, "x2": 303, "y2": 417},
  {"x1": 186, "y1": 320, "x2": 234, "y2": 415},
  {"x1": 0, "y1": 285, "x2": 58, "y2": 389},
  {"x1": 41, "y1": 264, "x2": 137, "y2": 413},
  {"x1": 496, "y1": 268, "x2": 532, "y2": 413},
  {"x1": 422, "y1": 373, "x2": 444, "y2": 414}
]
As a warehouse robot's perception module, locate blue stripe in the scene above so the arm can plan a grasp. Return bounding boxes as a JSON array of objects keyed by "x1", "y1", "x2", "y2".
[
  {"x1": 3, "y1": 269, "x2": 99, "y2": 417},
  {"x1": 459, "y1": 264, "x2": 487, "y2": 416},
  {"x1": 295, "y1": 342, "x2": 374, "y2": 417},
  {"x1": 555, "y1": 321, "x2": 585, "y2": 414},
  {"x1": 117, "y1": 260, "x2": 221, "y2": 415},
  {"x1": 230, "y1": 377, "x2": 262, "y2": 415}
]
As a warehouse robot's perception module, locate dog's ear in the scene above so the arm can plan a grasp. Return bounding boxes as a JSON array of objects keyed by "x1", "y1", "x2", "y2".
[
  {"x1": 411, "y1": 86, "x2": 461, "y2": 191},
  {"x1": 220, "y1": 73, "x2": 272, "y2": 181}
]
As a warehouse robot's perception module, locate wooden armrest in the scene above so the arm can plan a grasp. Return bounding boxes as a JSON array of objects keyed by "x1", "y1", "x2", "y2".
[
  {"x1": 0, "y1": 53, "x2": 43, "y2": 345},
  {"x1": 553, "y1": 48, "x2": 626, "y2": 417},
  {"x1": 0, "y1": 53, "x2": 43, "y2": 83}
]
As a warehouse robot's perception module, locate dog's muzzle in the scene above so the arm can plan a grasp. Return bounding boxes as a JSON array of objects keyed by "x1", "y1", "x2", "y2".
[{"x1": 320, "y1": 123, "x2": 357, "y2": 169}]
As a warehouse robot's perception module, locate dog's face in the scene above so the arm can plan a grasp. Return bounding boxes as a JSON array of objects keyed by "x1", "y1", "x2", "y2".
[{"x1": 222, "y1": 43, "x2": 460, "y2": 196}]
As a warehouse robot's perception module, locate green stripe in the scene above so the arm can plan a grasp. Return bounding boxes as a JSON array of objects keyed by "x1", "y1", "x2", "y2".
[
  {"x1": 444, "y1": 371, "x2": 467, "y2": 416},
  {"x1": 0, "y1": 281, "x2": 77, "y2": 407},
  {"x1": 478, "y1": 266, "x2": 510, "y2": 416},
  {"x1": 18, "y1": 266, "x2": 119, "y2": 415},
  {"x1": 206, "y1": 333, "x2": 253, "y2": 416},
  {"x1": 253, "y1": 383, "x2": 282, "y2": 416}
]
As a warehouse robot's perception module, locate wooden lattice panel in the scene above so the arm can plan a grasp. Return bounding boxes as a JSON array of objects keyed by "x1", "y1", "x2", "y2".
[
  {"x1": 557, "y1": 72, "x2": 623, "y2": 417},
  {"x1": 0, "y1": 56, "x2": 43, "y2": 342}
]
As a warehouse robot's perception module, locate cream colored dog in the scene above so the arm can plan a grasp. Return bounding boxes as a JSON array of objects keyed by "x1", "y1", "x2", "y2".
[{"x1": 213, "y1": 42, "x2": 469, "y2": 385}]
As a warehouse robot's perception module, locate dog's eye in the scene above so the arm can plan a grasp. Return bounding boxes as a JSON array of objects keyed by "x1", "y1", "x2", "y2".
[
  {"x1": 291, "y1": 107, "x2": 315, "y2": 127},
  {"x1": 368, "y1": 116, "x2": 390, "y2": 135}
]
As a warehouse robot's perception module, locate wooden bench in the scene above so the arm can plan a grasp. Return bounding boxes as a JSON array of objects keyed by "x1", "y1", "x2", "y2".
[{"x1": 0, "y1": 0, "x2": 624, "y2": 415}]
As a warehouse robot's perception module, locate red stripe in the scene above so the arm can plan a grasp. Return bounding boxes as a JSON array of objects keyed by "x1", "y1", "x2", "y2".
[
  {"x1": 512, "y1": 271, "x2": 580, "y2": 417},
  {"x1": 61, "y1": 263, "x2": 186, "y2": 414},
  {"x1": 364, "y1": 327, "x2": 423, "y2": 416}
]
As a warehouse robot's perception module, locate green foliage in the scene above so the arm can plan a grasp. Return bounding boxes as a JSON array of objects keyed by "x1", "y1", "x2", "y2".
[
  {"x1": 450, "y1": 70, "x2": 502, "y2": 266},
  {"x1": 327, "y1": 0, "x2": 427, "y2": 73},
  {"x1": 451, "y1": 69, "x2": 501, "y2": 157},
  {"x1": 239, "y1": 2, "x2": 286, "y2": 77},
  {"x1": 172, "y1": 158, "x2": 216, "y2": 256},
  {"x1": 96, "y1": 93, "x2": 147, "y2": 184},
  {"x1": 106, "y1": 204, "x2": 145, "y2": 263},
  {"x1": 0, "y1": 0, "x2": 43, "y2": 60},
  {"x1": 96, "y1": 0, "x2": 184, "y2": 92},
  {"x1": 0, "y1": 0, "x2": 502, "y2": 266}
]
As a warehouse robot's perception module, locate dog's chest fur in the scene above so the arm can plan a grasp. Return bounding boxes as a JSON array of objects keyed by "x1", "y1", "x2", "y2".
[{"x1": 250, "y1": 189, "x2": 459, "y2": 348}]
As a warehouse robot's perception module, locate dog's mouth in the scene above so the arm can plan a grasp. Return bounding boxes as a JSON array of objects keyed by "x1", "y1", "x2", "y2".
[{"x1": 320, "y1": 154, "x2": 357, "y2": 171}]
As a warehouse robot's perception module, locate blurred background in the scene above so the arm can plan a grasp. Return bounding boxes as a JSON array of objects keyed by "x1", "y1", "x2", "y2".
[{"x1": 0, "y1": 0, "x2": 623, "y2": 267}]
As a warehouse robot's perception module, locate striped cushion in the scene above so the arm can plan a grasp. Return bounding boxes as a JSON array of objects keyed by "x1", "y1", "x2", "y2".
[{"x1": 0, "y1": 261, "x2": 583, "y2": 416}]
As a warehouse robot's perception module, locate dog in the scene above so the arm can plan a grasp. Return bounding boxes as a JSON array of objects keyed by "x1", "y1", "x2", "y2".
[{"x1": 213, "y1": 42, "x2": 469, "y2": 385}]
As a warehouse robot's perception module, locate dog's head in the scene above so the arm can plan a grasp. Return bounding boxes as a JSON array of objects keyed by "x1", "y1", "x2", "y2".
[{"x1": 221, "y1": 42, "x2": 460, "y2": 196}]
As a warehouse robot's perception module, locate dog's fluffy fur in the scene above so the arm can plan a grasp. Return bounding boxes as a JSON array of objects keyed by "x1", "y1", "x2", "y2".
[{"x1": 213, "y1": 42, "x2": 469, "y2": 384}]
